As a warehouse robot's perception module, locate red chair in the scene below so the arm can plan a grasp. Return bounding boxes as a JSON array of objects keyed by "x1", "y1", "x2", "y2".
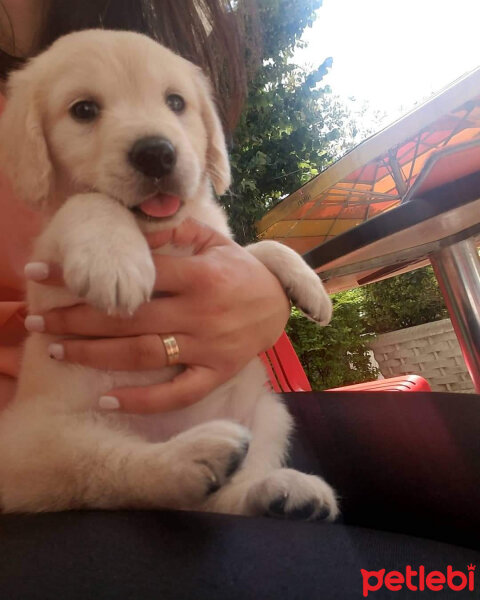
[
  {"x1": 260, "y1": 332, "x2": 312, "y2": 392},
  {"x1": 327, "y1": 375, "x2": 431, "y2": 392},
  {"x1": 261, "y1": 332, "x2": 431, "y2": 393}
]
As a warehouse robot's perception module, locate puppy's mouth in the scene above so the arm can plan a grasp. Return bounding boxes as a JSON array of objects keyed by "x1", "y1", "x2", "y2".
[{"x1": 131, "y1": 193, "x2": 183, "y2": 221}]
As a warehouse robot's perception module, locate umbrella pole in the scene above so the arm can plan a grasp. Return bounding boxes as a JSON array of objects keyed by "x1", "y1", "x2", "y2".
[
  {"x1": 388, "y1": 150, "x2": 408, "y2": 197},
  {"x1": 430, "y1": 237, "x2": 480, "y2": 392}
]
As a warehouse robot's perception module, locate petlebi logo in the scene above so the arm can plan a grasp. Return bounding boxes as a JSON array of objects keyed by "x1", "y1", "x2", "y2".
[{"x1": 361, "y1": 564, "x2": 475, "y2": 597}]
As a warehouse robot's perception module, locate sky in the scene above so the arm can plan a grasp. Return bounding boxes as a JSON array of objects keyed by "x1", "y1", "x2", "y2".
[{"x1": 296, "y1": 0, "x2": 480, "y2": 128}]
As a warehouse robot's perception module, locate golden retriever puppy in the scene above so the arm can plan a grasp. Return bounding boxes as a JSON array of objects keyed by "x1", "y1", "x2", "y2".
[{"x1": 0, "y1": 30, "x2": 338, "y2": 519}]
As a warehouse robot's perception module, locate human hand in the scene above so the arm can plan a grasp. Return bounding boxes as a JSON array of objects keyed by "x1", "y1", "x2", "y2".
[{"x1": 24, "y1": 219, "x2": 291, "y2": 413}]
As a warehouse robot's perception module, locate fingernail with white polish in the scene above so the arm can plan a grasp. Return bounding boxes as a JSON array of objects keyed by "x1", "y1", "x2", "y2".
[
  {"x1": 98, "y1": 396, "x2": 120, "y2": 411},
  {"x1": 24, "y1": 315, "x2": 45, "y2": 332},
  {"x1": 48, "y1": 343, "x2": 64, "y2": 360},
  {"x1": 24, "y1": 262, "x2": 49, "y2": 281}
]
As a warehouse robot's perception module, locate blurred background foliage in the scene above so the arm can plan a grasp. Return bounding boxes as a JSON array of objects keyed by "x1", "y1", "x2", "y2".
[{"x1": 223, "y1": 1, "x2": 447, "y2": 388}]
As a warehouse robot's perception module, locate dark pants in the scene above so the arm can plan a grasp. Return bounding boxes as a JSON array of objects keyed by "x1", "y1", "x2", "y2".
[{"x1": 2, "y1": 392, "x2": 480, "y2": 599}]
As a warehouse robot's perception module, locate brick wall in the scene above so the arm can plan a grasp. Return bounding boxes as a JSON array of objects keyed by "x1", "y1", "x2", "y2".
[{"x1": 369, "y1": 319, "x2": 475, "y2": 393}]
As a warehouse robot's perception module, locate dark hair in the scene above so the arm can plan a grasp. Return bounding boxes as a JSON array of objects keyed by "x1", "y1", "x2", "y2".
[{"x1": 0, "y1": 0, "x2": 259, "y2": 132}]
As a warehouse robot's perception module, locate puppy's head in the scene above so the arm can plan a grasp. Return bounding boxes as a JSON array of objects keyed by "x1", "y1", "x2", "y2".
[{"x1": 0, "y1": 29, "x2": 230, "y2": 223}]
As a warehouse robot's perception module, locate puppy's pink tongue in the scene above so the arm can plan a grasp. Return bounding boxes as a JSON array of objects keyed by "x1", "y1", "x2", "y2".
[{"x1": 138, "y1": 194, "x2": 181, "y2": 218}]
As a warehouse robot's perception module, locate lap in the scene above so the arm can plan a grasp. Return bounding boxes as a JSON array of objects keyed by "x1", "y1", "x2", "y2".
[
  {"x1": 285, "y1": 391, "x2": 480, "y2": 548},
  {"x1": 1, "y1": 391, "x2": 479, "y2": 599},
  {"x1": 1, "y1": 510, "x2": 478, "y2": 600}
]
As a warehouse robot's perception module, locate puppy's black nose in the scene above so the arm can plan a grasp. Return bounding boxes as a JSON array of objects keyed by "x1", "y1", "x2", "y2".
[{"x1": 128, "y1": 136, "x2": 176, "y2": 179}]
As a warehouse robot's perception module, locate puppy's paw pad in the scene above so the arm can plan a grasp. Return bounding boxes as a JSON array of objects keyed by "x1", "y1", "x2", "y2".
[
  {"x1": 248, "y1": 468, "x2": 339, "y2": 521},
  {"x1": 170, "y1": 421, "x2": 251, "y2": 503},
  {"x1": 295, "y1": 302, "x2": 331, "y2": 325},
  {"x1": 267, "y1": 496, "x2": 327, "y2": 521},
  {"x1": 225, "y1": 439, "x2": 250, "y2": 478},
  {"x1": 291, "y1": 290, "x2": 332, "y2": 326},
  {"x1": 266, "y1": 494, "x2": 288, "y2": 516},
  {"x1": 316, "y1": 507, "x2": 332, "y2": 521},
  {"x1": 287, "y1": 274, "x2": 332, "y2": 326},
  {"x1": 196, "y1": 438, "x2": 250, "y2": 496}
]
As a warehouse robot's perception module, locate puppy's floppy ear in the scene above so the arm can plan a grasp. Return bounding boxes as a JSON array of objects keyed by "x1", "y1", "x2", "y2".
[
  {"x1": 194, "y1": 69, "x2": 231, "y2": 195},
  {"x1": 0, "y1": 65, "x2": 53, "y2": 208}
]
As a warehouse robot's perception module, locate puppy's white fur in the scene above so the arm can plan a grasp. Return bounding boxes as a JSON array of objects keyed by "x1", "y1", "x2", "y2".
[{"x1": 0, "y1": 30, "x2": 337, "y2": 518}]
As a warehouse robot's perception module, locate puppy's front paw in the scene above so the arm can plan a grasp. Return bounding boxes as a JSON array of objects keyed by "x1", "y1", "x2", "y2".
[
  {"x1": 247, "y1": 240, "x2": 332, "y2": 325},
  {"x1": 63, "y1": 243, "x2": 155, "y2": 314},
  {"x1": 168, "y1": 421, "x2": 251, "y2": 505},
  {"x1": 246, "y1": 468, "x2": 339, "y2": 521},
  {"x1": 287, "y1": 267, "x2": 332, "y2": 325}
]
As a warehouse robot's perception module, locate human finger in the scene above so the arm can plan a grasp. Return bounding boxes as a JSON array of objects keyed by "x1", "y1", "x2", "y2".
[
  {"x1": 146, "y1": 218, "x2": 235, "y2": 253},
  {"x1": 26, "y1": 296, "x2": 187, "y2": 337},
  {"x1": 24, "y1": 262, "x2": 64, "y2": 285},
  {"x1": 47, "y1": 333, "x2": 193, "y2": 371}
]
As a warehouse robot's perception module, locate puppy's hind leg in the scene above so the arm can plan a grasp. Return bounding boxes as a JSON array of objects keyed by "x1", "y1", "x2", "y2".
[
  {"x1": 0, "y1": 411, "x2": 250, "y2": 513},
  {"x1": 203, "y1": 392, "x2": 339, "y2": 521}
]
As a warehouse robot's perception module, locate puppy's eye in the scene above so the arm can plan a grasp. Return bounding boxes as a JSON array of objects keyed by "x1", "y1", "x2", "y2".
[
  {"x1": 166, "y1": 94, "x2": 185, "y2": 113},
  {"x1": 69, "y1": 100, "x2": 100, "y2": 122}
]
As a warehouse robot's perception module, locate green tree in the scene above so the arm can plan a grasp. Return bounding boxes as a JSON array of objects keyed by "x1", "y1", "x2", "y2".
[
  {"x1": 287, "y1": 291, "x2": 378, "y2": 390},
  {"x1": 361, "y1": 266, "x2": 448, "y2": 334},
  {"x1": 220, "y1": 1, "x2": 380, "y2": 388},
  {"x1": 221, "y1": 3, "x2": 451, "y2": 388},
  {"x1": 222, "y1": 0, "x2": 341, "y2": 244}
]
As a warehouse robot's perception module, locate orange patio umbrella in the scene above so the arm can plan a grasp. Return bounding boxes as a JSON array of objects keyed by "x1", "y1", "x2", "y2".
[{"x1": 256, "y1": 67, "x2": 480, "y2": 254}]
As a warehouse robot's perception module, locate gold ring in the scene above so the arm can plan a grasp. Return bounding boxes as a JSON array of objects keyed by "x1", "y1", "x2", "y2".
[{"x1": 161, "y1": 335, "x2": 180, "y2": 366}]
